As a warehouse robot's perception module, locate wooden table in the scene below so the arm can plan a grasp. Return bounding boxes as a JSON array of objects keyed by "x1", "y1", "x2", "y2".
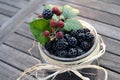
[{"x1": 0, "y1": 0, "x2": 120, "y2": 80}]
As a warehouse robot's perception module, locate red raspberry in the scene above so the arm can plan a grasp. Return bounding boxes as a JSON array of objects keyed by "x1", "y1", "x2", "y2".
[
  {"x1": 58, "y1": 21, "x2": 64, "y2": 28},
  {"x1": 56, "y1": 32, "x2": 63, "y2": 39},
  {"x1": 50, "y1": 19, "x2": 57, "y2": 28},
  {"x1": 43, "y1": 30, "x2": 50, "y2": 37},
  {"x1": 56, "y1": 10, "x2": 62, "y2": 16},
  {"x1": 52, "y1": 6, "x2": 59, "y2": 14},
  {"x1": 38, "y1": 14, "x2": 42, "y2": 18}
]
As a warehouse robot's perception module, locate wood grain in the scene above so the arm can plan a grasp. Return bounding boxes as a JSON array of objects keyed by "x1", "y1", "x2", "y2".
[
  {"x1": 62, "y1": 0, "x2": 120, "y2": 15},
  {"x1": 0, "y1": 0, "x2": 29, "y2": 9},
  {"x1": 0, "y1": 44, "x2": 39, "y2": 70},
  {"x1": 0, "y1": 14, "x2": 9, "y2": 26},
  {"x1": 0, "y1": 61, "x2": 21, "y2": 80},
  {"x1": 100, "y1": 0, "x2": 120, "y2": 5},
  {"x1": 0, "y1": 2, "x2": 19, "y2": 17}
]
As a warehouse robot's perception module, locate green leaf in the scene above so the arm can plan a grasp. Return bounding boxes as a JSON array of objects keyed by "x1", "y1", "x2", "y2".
[
  {"x1": 44, "y1": 4, "x2": 54, "y2": 10},
  {"x1": 29, "y1": 19, "x2": 50, "y2": 46},
  {"x1": 30, "y1": 19, "x2": 50, "y2": 31},
  {"x1": 62, "y1": 5, "x2": 79, "y2": 18},
  {"x1": 64, "y1": 19, "x2": 83, "y2": 31}
]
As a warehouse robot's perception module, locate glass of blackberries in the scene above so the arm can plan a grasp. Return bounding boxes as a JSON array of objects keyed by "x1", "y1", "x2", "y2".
[{"x1": 45, "y1": 27, "x2": 97, "y2": 61}]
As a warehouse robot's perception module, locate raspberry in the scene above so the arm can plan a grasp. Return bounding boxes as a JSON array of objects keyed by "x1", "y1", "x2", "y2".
[
  {"x1": 57, "y1": 21, "x2": 64, "y2": 28},
  {"x1": 38, "y1": 14, "x2": 42, "y2": 18},
  {"x1": 76, "y1": 47, "x2": 85, "y2": 56},
  {"x1": 70, "y1": 30, "x2": 78, "y2": 37},
  {"x1": 56, "y1": 10, "x2": 62, "y2": 16},
  {"x1": 83, "y1": 28, "x2": 90, "y2": 33},
  {"x1": 56, "y1": 32, "x2": 63, "y2": 39},
  {"x1": 68, "y1": 37, "x2": 77, "y2": 47},
  {"x1": 50, "y1": 19, "x2": 57, "y2": 27},
  {"x1": 77, "y1": 33, "x2": 86, "y2": 42},
  {"x1": 52, "y1": 6, "x2": 59, "y2": 14},
  {"x1": 56, "y1": 39, "x2": 68, "y2": 50},
  {"x1": 43, "y1": 30, "x2": 50, "y2": 37},
  {"x1": 42, "y1": 9, "x2": 53, "y2": 19},
  {"x1": 56, "y1": 50, "x2": 67, "y2": 58},
  {"x1": 85, "y1": 32, "x2": 94, "y2": 42},
  {"x1": 80, "y1": 41, "x2": 91, "y2": 51},
  {"x1": 68, "y1": 48, "x2": 77, "y2": 58}
]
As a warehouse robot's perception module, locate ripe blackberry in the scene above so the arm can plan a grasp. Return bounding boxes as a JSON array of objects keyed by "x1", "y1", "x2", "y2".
[
  {"x1": 64, "y1": 34, "x2": 71, "y2": 40},
  {"x1": 45, "y1": 41, "x2": 52, "y2": 50},
  {"x1": 85, "y1": 32, "x2": 94, "y2": 42},
  {"x1": 80, "y1": 41, "x2": 91, "y2": 51},
  {"x1": 77, "y1": 29, "x2": 84, "y2": 33},
  {"x1": 56, "y1": 50, "x2": 67, "y2": 58},
  {"x1": 83, "y1": 28, "x2": 90, "y2": 33},
  {"x1": 56, "y1": 39, "x2": 68, "y2": 50},
  {"x1": 76, "y1": 47, "x2": 85, "y2": 56},
  {"x1": 77, "y1": 33, "x2": 86, "y2": 42},
  {"x1": 68, "y1": 37, "x2": 77, "y2": 47},
  {"x1": 70, "y1": 30, "x2": 78, "y2": 37},
  {"x1": 42, "y1": 9, "x2": 53, "y2": 19},
  {"x1": 52, "y1": 41, "x2": 57, "y2": 51},
  {"x1": 68, "y1": 48, "x2": 77, "y2": 58}
]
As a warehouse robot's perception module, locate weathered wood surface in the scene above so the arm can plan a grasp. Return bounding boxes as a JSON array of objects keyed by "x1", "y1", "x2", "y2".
[
  {"x1": 0, "y1": 0, "x2": 120, "y2": 80},
  {"x1": 100, "y1": 0, "x2": 120, "y2": 5},
  {"x1": 62, "y1": 0, "x2": 120, "y2": 16}
]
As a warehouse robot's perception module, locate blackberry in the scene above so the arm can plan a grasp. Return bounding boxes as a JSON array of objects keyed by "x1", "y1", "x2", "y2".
[
  {"x1": 56, "y1": 39, "x2": 68, "y2": 50},
  {"x1": 80, "y1": 41, "x2": 91, "y2": 51},
  {"x1": 45, "y1": 41, "x2": 52, "y2": 50},
  {"x1": 76, "y1": 47, "x2": 85, "y2": 56},
  {"x1": 56, "y1": 50, "x2": 67, "y2": 58},
  {"x1": 68, "y1": 37, "x2": 77, "y2": 47},
  {"x1": 77, "y1": 33, "x2": 86, "y2": 42},
  {"x1": 42, "y1": 9, "x2": 53, "y2": 19},
  {"x1": 77, "y1": 29, "x2": 84, "y2": 33},
  {"x1": 64, "y1": 34, "x2": 71, "y2": 40},
  {"x1": 70, "y1": 30, "x2": 78, "y2": 37},
  {"x1": 52, "y1": 41, "x2": 57, "y2": 50},
  {"x1": 68, "y1": 48, "x2": 77, "y2": 58},
  {"x1": 83, "y1": 28, "x2": 90, "y2": 33},
  {"x1": 85, "y1": 32, "x2": 94, "y2": 42}
]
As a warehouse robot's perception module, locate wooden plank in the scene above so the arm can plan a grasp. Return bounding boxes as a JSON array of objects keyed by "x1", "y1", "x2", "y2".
[
  {"x1": 3, "y1": 33, "x2": 40, "y2": 59},
  {"x1": 36, "y1": 0, "x2": 120, "y2": 28},
  {"x1": 0, "y1": 14, "x2": 9, "y2": 26},
  {"x1": 100, "y1": 52, "x2": 120, "y2": 73},
  {"x1": 0, "y1": 0, "x2": 29, "y2": 9},
  {"x1": 0, "y1": 0, "x2": 46, "y2": 44},
  {"x1": 100, "y1": 0, "x2": 120, "y2": 5},
  {"x1": 62, "y1": 0, "x2": 120, "y2": 16},
  {"x1": 0, "y1": 2, "x2": 19, "y2": 17},
  {"x1": 0, "y1": 61, "x2": 21, "y2": 80},
  {"x1": 107, "y1": 70, "x2": 120, "y2": 80},
  {"x1": 0, "y1": 44, "x2": 39, "y2": 70}
]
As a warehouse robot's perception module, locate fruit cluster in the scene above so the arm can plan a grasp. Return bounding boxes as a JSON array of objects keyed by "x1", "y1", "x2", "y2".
[
  {"x1": 35, "y1": 5, "x2": 95, "y2": 58},
  {"x1": 45, "y1": 28, "x2": 94, "y2": 58},
  {"x1": 39, "y1": 6, "x2": 65, "y2": 40}
]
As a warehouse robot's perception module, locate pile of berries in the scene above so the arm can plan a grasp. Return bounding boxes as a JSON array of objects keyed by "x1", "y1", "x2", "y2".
[
  {"x1": 45, "y1": 28, "x2": 95, "y2": 58},
  {"x1": 40, "y1": 6, "x2": 64, "y2": 40},
  {"x1": 38, "y1": 6, "x2": 95, "y2": 58}
]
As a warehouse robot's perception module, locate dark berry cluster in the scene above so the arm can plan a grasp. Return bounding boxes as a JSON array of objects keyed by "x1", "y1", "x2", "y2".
[{"x1": 45, "y1": 28, "x2": 95, "y2": 58}]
